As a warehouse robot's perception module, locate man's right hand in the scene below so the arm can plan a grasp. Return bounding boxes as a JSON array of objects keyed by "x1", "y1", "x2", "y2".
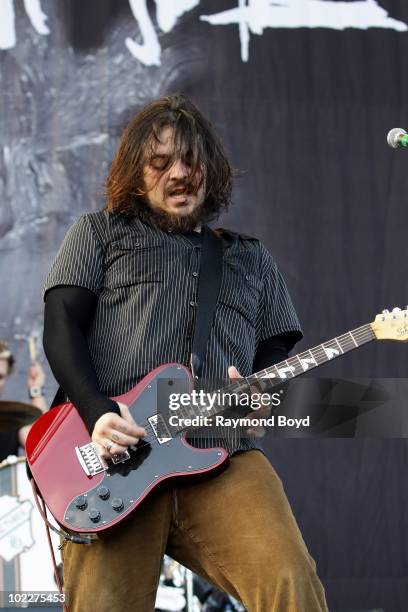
[{"x1": 92, "y1": 402, "x2": 147, "y2": 459}]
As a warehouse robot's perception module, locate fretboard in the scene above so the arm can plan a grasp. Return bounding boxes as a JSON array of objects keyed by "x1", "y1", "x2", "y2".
[
  {"x1": 250, "y1": 323, "x2": 375, "y2": 387},
  {"x1": 176, "y1": 323, "x2": 376, "y2": 430}
]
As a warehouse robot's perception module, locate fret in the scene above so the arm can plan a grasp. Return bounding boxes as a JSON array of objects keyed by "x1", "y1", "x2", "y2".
[
  {"x1": 334, "y1": 337, "x2": 344, "y2": 354},
  {"x1": 309, "y1": 345, "x2": 326, "y2": 366},
  {"x1": 177, "y1": 402, "x2": 189, "y2": 421},
  {"x1": 286, "y1": 355, "x2": 304, "y2": 376},
  {"x1": 337, "y1": 333, "x2": 352, "y2": 353},
  {"x1": 297, "y1": 351, "x2": 318, "y2": 371},
  {"x1": 275, "y1": 360, "x2": 296, "y2": 379},
  {"x1": 230, "y1": 380, "x2": 252, "y2": 396},
  {"x1": 259, "y1": 364, "x2": 281, "y2": 380},
  {"x1": 196, "y1": 401, "x2": 208, "y2": 416},
  {"x1": 251, "y1": 373, "x2": 272, "y2": 392},
  {"x1": 349, "y1": 330, "x2": 358, "y2": 347},
  {"x1": 295, "y1": 354, "x2": 305, "y2": 372},
  {"x1": 323, "y1": 338, "x2": 342, "y2": 360}
]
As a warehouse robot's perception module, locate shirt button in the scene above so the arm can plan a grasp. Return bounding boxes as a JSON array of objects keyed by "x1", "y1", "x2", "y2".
[
  {"x1": 192, "y1": 271, "x2": 198, "y2": 277},
  {"x1": 189, "y1": 301, "x2": 196, "y2": 307}
]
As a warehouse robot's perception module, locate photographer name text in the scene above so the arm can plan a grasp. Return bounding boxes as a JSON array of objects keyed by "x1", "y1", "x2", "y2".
[{"x1": 168, "y1": 415, "x2": 310, "y2": 429}]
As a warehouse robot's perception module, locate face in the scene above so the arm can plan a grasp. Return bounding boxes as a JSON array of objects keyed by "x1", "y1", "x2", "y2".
[
  {"x1": 142, "y1": 126, "x2": 206, "y2": 230},
  {"x1": 0, "y1": 359, "x2": 8, "y2": 395}
]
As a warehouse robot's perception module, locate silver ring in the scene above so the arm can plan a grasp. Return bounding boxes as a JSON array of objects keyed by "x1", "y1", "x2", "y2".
[{"x1": 105, "y1": 441, "x2": 114, "y2": 453}]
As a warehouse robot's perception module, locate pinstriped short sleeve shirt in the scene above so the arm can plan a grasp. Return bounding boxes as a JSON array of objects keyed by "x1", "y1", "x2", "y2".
[{"x1": 44, "y1": 210, "x2": 302, "y2": 453}]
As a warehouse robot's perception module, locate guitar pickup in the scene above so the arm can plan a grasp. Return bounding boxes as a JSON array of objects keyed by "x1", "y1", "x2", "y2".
[
  {"x1": 110, "y1": 450, "x2": 131, "y2": 464},
  {"x1": 148, "y1": 414, "x2": 172, "y2": 444}
]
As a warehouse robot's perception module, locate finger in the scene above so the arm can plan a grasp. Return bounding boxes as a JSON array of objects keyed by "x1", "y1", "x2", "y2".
[
  {"x1": 228, "y1": 366, "x2": 241, "y2": 379},
  {"x1": 93, "y1": 441, "x2": 110, "y2": 460},
  {"x1": 102, "y1": 413, "x2": 146, "y2": 438},
  {"x1": 106, "y1": 441, "x2": 129, "y2": 455},
  {"x1": 110, "y1": 429, "x2": 141, "y2": 447},
  {"x1": 249, "y1": 406, "x2": 270, "y2": 418},
  {"x1": 95, "y1": 438, "x2": 129, "y2": 458},
  {"x1": 116, "y1": 402, "x2": 138, "y2": 426},
  {"x1": 115, "y1": 403, "x2": 147, "y2": 437}
]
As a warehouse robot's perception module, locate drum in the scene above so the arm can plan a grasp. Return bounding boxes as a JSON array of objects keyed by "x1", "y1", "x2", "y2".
[{"x1": 0, "y1": 455, "x2": 61, "y2": 599}]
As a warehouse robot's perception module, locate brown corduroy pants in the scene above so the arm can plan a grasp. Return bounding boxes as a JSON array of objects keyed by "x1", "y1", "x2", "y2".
[{"x1": 61, "y1": 450, "x2": 328, "y2": 612}]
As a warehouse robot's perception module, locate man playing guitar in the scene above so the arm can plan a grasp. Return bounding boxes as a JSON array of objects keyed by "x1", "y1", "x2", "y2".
[{"x1": 42, "y1": 94, "x2": 327, "y2": 612}]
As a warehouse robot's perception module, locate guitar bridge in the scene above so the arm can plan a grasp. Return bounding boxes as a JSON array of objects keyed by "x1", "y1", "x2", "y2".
[
  {"x1": 148, "y1": 414, "x2": 172, "y2": 444},
  {"x1": 75, "y1": 443, "x2": 107, "y2": 476}
]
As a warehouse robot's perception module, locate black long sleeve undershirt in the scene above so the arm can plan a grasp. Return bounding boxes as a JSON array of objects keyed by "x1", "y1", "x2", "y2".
[
  {"x1": 43, "y1": 286, "x2": 293, "y2": 434},
  {"x1": 43, "y1": 286, "x2": 120, "y2": 434}
]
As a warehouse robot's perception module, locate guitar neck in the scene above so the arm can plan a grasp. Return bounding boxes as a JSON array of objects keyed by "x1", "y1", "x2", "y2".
[
  {"x1": 182, "y1": 323, "x2": 376, "y2": 425},
  {"x1": 249, "y1": 322, "x2": 376, "y2": 386}
]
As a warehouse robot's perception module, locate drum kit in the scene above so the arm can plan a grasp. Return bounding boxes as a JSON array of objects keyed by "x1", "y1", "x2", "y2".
[{"x1": 0, "y1": 400, "x2": 62, "y2": 607}]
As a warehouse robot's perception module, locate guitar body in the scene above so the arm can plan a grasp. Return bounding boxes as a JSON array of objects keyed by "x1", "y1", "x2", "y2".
[{"x1": 26, "y1": 363, "x2": 229, "y2": 534}]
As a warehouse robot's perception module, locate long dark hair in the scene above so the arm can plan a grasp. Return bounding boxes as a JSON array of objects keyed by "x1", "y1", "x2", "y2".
[{"x1": 105, "y1": 94, "x2": 234, "y2": 220}]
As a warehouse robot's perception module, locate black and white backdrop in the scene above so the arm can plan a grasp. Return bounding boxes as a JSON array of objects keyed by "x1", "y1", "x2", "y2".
[{"x1": 1, "y1": 1, "x2": 407, "y2": 609}]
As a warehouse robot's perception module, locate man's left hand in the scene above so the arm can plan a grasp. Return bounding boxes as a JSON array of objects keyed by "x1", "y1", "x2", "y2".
[{"x1": 228, "y1": 365, "x2": 268, "y2": 438}]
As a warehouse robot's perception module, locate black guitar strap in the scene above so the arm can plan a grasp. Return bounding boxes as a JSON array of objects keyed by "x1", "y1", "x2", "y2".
[{"x1": 190, "y1": 226, "x2": 224, "y2": 379}]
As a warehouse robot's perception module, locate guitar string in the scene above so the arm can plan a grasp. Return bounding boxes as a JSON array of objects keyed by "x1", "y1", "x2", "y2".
[
  {"x1": 124, "y1": 325, "x2": 376, "y2": 448},
  {"x1": 110, "y1": 324, "x2": 378, "y2": 452}
]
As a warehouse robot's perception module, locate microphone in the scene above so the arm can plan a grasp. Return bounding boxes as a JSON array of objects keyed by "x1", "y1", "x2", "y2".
[{"x1": 387, "y1": 128, "x2": 408, "y2": 149}]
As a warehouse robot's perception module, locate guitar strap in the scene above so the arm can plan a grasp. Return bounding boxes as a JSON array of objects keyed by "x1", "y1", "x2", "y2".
[{"x1": 190, "y1": 226, "x2": 224, "y2": 379}]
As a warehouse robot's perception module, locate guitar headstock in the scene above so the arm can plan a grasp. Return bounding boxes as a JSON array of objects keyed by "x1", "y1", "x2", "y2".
[{"x1": 371, "y1": 307, "x2": 408, "y2": 341}]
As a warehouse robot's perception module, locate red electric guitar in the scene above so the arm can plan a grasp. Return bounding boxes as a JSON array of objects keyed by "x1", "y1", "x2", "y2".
[{"x1": 26, "y1": 307, "x2": 408, "y2": 535}]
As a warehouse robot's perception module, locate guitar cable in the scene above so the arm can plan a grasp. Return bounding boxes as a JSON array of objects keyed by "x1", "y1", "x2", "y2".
[
  {"x1": 29, "y1": 477, "x2": 97, "y2": 544},
  {"x1": 29, "y1": 478, "x2": 98, "y2": 612}
]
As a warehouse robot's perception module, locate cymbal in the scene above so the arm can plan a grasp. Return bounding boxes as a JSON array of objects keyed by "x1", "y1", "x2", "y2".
[{"x1": 0, "y1": 401, "x2": 43, "y2": 432}]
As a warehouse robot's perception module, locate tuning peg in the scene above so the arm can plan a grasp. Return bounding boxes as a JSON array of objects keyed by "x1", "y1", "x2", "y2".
[
  {"x1": 382, "y1": 309, "x2": 389, "y2": 314},
  {"x1": 392, "y1": 307, "x2": 401, "y2": 312}
]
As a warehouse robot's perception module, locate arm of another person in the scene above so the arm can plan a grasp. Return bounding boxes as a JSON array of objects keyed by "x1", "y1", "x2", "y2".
[{"x1": 26, "y1": 361, "x2": 47, "y2": 412}]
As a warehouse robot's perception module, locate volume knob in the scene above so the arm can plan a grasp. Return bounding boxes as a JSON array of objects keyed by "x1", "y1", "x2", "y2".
[
  {"x1": 74, "y1": 495, "x2": 87, "y2": 510},
  {"x1": 88, "y1": 509, "x2": 101, "y2": 523},
  {"x1": 111, "y1": 497, "x2": 124, "y2": 512},
  {"x1": 97, "y1": 486, "x2": 110, "y2": 500}
]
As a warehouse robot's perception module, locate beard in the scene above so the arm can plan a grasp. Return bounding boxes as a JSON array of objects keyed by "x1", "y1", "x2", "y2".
[
  {"x1": 135, "y1": 183, "x2": 210, "y2": 232},
  {"x1": 137, "y1": 204, "x2": 205, "y2": 232}
]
